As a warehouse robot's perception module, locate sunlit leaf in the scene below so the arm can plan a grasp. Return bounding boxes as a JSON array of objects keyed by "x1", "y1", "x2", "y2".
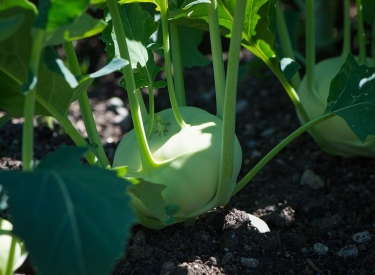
[
  {"x1": 326, "y1": 53, "x2": 375, "y2": 142},
  {"x1": 280, "y1": 57, "x2": 300, "y2": 81},
  {"x1": 0, "y1": 147, "x2": 136, "y2": 275},
  {"x1": 101, "y1": 2, "x2": 162, "y2": 89},
  {"x1": 43, "y1": 13, "x2": 108, "y2": 46}
]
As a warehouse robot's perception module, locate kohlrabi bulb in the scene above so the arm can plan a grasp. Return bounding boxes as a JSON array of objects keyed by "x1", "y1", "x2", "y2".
[
  {"x1": 297, "y1": 56, "x2": 375, "y2": 157},
  {"x1": 113, "y1": 106, "x2": 242, "y2": 226}
]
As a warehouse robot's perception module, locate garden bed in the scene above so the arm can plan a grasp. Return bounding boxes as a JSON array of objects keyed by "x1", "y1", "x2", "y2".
[{"x1": 1, "y1": 37, "x2": 374, "y2": 274}]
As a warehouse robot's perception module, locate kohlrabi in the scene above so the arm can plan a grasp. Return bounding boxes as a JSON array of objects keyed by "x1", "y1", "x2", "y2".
[
  {"x1": 279, "y1": 0, "x2": 375, "y2": 157},
  {"x1": 113, "y1": 107, "x2": 242, "y2": 222}
]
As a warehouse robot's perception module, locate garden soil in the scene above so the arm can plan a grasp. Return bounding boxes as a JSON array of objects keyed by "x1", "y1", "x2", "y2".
[{"x1": 1, "y1": 37, "x2": 374, "y2": 275}]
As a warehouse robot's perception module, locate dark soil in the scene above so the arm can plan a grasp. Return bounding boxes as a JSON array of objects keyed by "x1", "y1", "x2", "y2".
[{"x1": 1, "y1": 36, "x2": 375, "y2": 275}]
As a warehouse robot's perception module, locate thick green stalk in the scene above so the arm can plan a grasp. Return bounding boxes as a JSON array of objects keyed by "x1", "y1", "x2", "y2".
[
  {"x1": 215, "y1": 0, "x2": 247, "y2": 207},
  {"x1": 22, "y1": 28, "x2": 44, "y2": 172},
  {"x1": 146, "y1": 86, "x2": 155, "y2": 138},
  {"x1": 63, "y1": 42, "x2": 110, "y2": 168},
  {"x1": 170, "y1": 23, "x2": 186, "y2": 106},
  {"x1": 305, "y1": 0, "x2": 315, "y2": 95},
  {"x1": 4, "y1": 238, "x2": 16, "y2": 275},
  {"x1": 276, "y1": 0, "x2": 301, "y2": 89},
  {"x1": 356, "y1": 0, "x2": 366, "y2": 65},
  {"x1": 208, "y1": 0, "x2": 226, "y2": 119},
  {"x1": 160, "y1": 0, "x2": 186, "y2": 128},
  {"x1": 35, "y1": 94, "x2": 97, "y2": 165},
  {"x1": 341, "y1": 0, "x2": 351, "y2": 58},
  {"x1": 232, "y1": 113, "x2": 335, "y2": 195},
  {"x1": 106, "y1": 0, "x2": 158, "y2": 172}
]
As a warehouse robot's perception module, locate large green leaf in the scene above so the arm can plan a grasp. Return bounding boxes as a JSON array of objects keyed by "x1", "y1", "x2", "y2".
[
  {"x1": 0, "y1": 0, "x2": 37, "y2": 85},
  {"x1": 0, "y1": 146, "x2": 136, "y2": 275},
  {"x1": 1, "y1": 44, "x2": 127, "y2": 118},
  {"x1": 326, "y1": 53, "x2": 375, "y2": 142},
  {"x1": 0, "y1": 14, "x2": 24, "y2": 42},
  {"x1": 101, "y1": 2, "x2": 163, "y2": 89}
]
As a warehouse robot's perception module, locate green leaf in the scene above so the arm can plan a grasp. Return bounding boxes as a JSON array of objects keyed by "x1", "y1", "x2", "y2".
[
  {"x1": 0, "y1": 219, "x2": 28, "y2": 275},
  {"x1": 43, "y1": 13, "x2": 108, "y2": 46},
  {"x1": 0, "y1": 59, "x2": 93, "y2": 118},
  {"x1": 0, "y1": 14, "x2": 24, "y2": 42},
  {"x1": 37, "y1": 0, "x2": 90, "y2": 30},
  {"x1": 362, "y1": 0, "x2": 375, "y2": 26},
  {"x1": 101, "y1": 2, "x2": 163, "y2": 89},
  {"x1": 171, "y1": 0, "x2": 280, "y2": 72},
  {"x1": 128, "y1": 178, "x2": 183, "y2": 225},
  {"x1": 0, "y1": 1, "x2": 37, "y2": 86},
  {"x1": 326, "y1": 53, "x2": 375, "y2": 142},
  {"x1": 280, "y1": 57, "x2": 300, "y2": 81},
  {"x1": 0, "y1": 147, "x2": 136, "y2": 275},
  {"x1": 36, "y1": 146, "x2": 88, "y2": 170}
]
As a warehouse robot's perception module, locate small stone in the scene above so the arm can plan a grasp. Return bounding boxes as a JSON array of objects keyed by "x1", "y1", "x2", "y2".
[
  {"x1": 236, "y1": 99, "x2": 248, "y2": 114},
  {"x1": 337, "y1": 245, "x2": 358, "y2": 257},
  {"x1": 301, "y1": 169, "x2": 324, "y2": 189},
  {"x1": 352, "y1": 231, "x2": 372, "y2": 243},
  {"x1": 313, "y1": 243, "x2": 329, "y2": 255},
  {"x1": 241, "y1": 257, "x2": 259, "y2": 268},
  {"x1": 107, "y1": 97, "x2": 124, "y2": 108},
  {"x1": 207, "y1": 256, "x2": 217, "y2": 266},
  {"x1": 301, "y1": 247, "x2": 309, "y2": 254}
]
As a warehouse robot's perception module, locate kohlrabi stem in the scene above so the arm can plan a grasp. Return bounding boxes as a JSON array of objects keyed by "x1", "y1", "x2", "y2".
[
  {"x1": 22, "y1": 28, "x2": 44, "y2": 172},
  {"x1": 305, "y1": 0, "x2": 315, "y2": 95},
  {"x1": 232, "y1": 112, "x2": 335, "y2": 196},
  {"x1": 106, "y1": 0, "x2": 158, "y2": 170},
  {"x1": 146, "y1": 86, "x2": 155, "y2": 138},
  {"x1": 341, "y1": 0, "x2": 351, "y2": 58},
  {"x1": 215, "y1": 0, "x2": 247, "y2": 207},
  {"x1": 63, "y1": 42, "x2": 110, "y2": 168},
  {"x1": 208, "y1": 0, "x2": 226, "y2": 119},
  {"x1": 34, "y1": 93, "x2": 97, "y2": 165},
  {"x1": 170, "y1": 23, "x2": 186, "y2": 106},
  {"x1": 356, "y1": 0, "x2": 367, "y2": 65},
  {"x1": 4, "y1": 238, "x2": 16, "y2": 275},
  {"x1": 276, "y1": 0, "x2": 301, "y2": 89},
  {"x1": 160, "y1": 0, "x2": 186, "y2": 128}
]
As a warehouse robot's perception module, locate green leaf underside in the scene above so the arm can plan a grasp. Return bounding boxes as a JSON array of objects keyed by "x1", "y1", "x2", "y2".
[
  {"x1": 101, "y1": 2, "x2": 162, "y2": 89},
  {"x1": 280, "y1": 57, "x2": 300, "y2": 81},
  {"x1": 326, "y1": 53, "x2": 375, "y2": 142},
  {"x1": 128, "y1": 179, "x2": 183, "y2": 225},
  {"x1": 0, "y1": 147, "x2": 136, "y2": 275}
]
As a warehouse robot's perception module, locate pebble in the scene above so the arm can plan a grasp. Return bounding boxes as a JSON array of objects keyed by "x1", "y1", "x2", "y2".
[
  {"x1": 300, "y1": 169, "x2": 324, "y2": 189},
  {"x1": 313, "y1": 243, "x2": 329, "y2": 255},
  {"x1": 241, "y1": 257, "x2": 259, "y2": 268},
  {"x1": 107, "y1": 97, "x2": 124, "y2": 108},
  {"x1": 236, "y1": 99, "x2": 248, "y2": 114},
  {"x1": 352, "y1": 231, "x2": 372, "y2": 243},
  {"x1": 162, "y1": 261, "x2": 174, "y2": 269},
  {"x1": 337, "y1": 244, "x2": 358, "y2": 257}
]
